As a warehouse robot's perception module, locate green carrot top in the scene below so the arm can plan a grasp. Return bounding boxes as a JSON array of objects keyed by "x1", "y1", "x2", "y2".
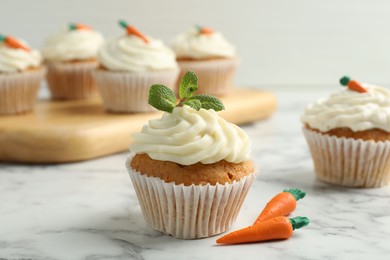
[
  {"x1": 290, "y1": 216, "x2": 310, "y2": 230},
  {"x1": 68, "y1": 24, "x2": 78, "y2": 31},
  {"x1": 339, "y1": 76, "x2": 351, "y2": 86},
  {"x1": 284, "y1": 188, "x2": 306, "y2": 201},
  {"x1": 119, "y1": 20, "x2": 128, "y2": 29}
]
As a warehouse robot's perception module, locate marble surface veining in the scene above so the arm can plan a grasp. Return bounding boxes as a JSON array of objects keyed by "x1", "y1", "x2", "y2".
[{"x1": 0, "y1": 91, "x2": 390, "y2": 260}]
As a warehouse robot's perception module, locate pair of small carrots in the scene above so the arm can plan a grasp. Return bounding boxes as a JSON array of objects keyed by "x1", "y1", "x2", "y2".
[
  {"x1": 72, "y1": 20, "x2": 150, "y2": 44},
  {"x1": 0, "y1": 34, "x2": 30, "y2": 52},
  {"x1": 216, "y1": 188, "x2": 309, "y2": 244},
  {"x1": 1, "y1": 23, "x2": 92, "y2": 52},
  {"x1": 118, "y1": 21, "x2": 213, "y2": 44}
]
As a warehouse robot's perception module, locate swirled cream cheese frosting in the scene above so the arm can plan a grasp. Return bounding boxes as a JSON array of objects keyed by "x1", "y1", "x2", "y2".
[
  {"x1": 171, "y1": 28, "x2": 236, "y2": 59},
  {"x1": 130, "y1": 106, "x2": 251, "y2": 165},
  {"x1": 98, "y1": 35, "x2": 178, "y2": 72},
  {"x1": 301, "y1": 84, "x2": 390, "y2": 132},
  {"x1": 42, "y1": 27, "x2": 103, "y2": 62},
  {"x1": 0, "y1": 42, "x2": 42, "y2": 73}
]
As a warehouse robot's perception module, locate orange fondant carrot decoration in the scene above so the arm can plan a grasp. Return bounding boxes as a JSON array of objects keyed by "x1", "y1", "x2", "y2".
[
  {"x1": 340, "y1": 76, "x2": 367, "y2": 93},
  {"x1": 119, "y1": 20, "x2": 149, "y2": 44},
  {"x1": 196, "y1": 25, "x2": 214, "y2": 35},
  {"x1": 217, "y1": 216, "x2": 309, "y2": 245},
  {"x1": 69, "y1": 23, "x2": 92, "y2": 31},
  {"x1": 253, "y1": 188, "x2": 306, "y2": 224},
  {"x1": 0, "y1": 34, "x2": 31, "y2": 52}
]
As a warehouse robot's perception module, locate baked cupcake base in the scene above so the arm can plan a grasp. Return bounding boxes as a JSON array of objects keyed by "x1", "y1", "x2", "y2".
[
  {"x1": 131, "y1": 153, "x2": 254, "y2": 185},
  {"x1": 126, "y1": 154, "x2": 256, "y2": 239},
  {"x1": 0, "y1": 69, "x2": 45, "y2": 115},
  {"x1": 176, "y1": 58, "x2": 238, "y2": 96},
  {"x1": 46, "y1": 60, "x2": 99, "y2": 100},
  {"x1": 303, "y1": 127, "x2": 390, "y2": 188},
  {"x1": 93, "y1": 69, "x2": 179, "y2": 113}
]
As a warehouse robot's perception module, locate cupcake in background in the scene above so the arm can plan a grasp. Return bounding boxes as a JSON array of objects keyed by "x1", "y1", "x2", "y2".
[
  {"x1": 126, "y1": 71, "x2": 256, "y2": 239},
  {"x1": 171, "y1": 25, "x2": 238, "y2": 96},
  {"x1": 93, "y1": 20, "x2": 179, "y2": 113},
  {"x1": 0, "y1": 34, "x2": 45, "y2": 115},
  {"x1": 302, "y1": 76, "x2": 390, "y2": 188},
  {"x1": 42, "y1": 23, "x2": 103, "y2": 99}
]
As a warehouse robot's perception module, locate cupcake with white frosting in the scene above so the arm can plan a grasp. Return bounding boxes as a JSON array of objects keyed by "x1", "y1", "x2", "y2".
[
  {"x1": 302, "y1": 76, "x2": 390, "y2": 188},
  {"x1": 0, "y1": 34, "x2": 45, "y2": 114},
  {"x1": 171, "y1": 26, "x2": 238, "y2": 95},
  {"x1": 42, "y1": 23, "x2": 104, "y2": 99},
  {"x1": 93, "y1": 20, "x2": 179, "y2": 112},
  {"x1": 126, "y1": 71, "x2": 256, "y2": 239}
]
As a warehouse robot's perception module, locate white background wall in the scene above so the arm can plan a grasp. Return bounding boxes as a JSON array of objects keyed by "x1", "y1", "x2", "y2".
[{"x1": 2, "y1": 0, "x2": 390, "y2": 89}]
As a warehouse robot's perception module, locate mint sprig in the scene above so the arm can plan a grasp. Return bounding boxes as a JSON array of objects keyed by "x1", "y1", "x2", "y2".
[{"x1": 148, "y1": 70, "x2": 225, "y2": 112}]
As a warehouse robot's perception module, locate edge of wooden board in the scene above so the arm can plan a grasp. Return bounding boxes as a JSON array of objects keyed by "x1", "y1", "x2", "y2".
[{"x1": 0, "y1": 88, "x2": 277, "y2": 163}]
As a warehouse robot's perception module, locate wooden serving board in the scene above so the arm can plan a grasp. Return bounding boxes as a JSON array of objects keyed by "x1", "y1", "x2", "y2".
[{"x1": 0, "y1": 88, "x2": 276, "y2": 163}]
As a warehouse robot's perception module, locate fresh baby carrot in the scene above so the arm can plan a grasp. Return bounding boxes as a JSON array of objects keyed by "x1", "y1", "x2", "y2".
[
  {"x1": 216, "y1": 216, "x2": 310, "y2": 245},
  {"x1": 0, "y1": 34, "x2": 31, "y2": 52},
  {"x1": 119, "y1": 20, "x2": 149, "y2": 44},
  {"x1": 253, "y1": 188, "x2": 306, "y2": 224},
  {"x1": 340, "y1": 76, "x2": 367, "y2": 93},
  {"x1": 69, "y1": 23, "x2": 92, "y2": 31}
]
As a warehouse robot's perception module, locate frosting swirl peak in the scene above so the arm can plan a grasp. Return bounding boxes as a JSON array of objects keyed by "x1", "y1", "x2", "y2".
[
  {"x1": 301, "y1": 84, "x2": 390, "y2": 132},
  {"x1": 171, "y1": 28, "x2": 236, "y2": 59},
  {"x1": 42, "y1": 26, "x2": 104, "y2": 62},
  {"x1": 130, "y1": 106, "x2": 251, "y2": 165},
  {"x1": 98, "y1": 35, "x2": 178, "y2": 72}
]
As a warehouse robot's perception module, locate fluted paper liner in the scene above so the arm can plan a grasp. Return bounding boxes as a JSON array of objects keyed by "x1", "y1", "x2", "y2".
[
  {"x1": 46, "y1": 61, "x2": 99, "y2": 99},
  {"x1": 176, "y1": 58, "x2": 238, "y2": 96},
  {"x1": 125, "y1": 155, "x2": 256, "y2": 239},
  {"x1": 0, "y1": 69, "x2": 45, "y2": 115},
  {"x1": 93, "y1": 69, "x2": 179, "y2": 113},
  {"x1": 303, "y1": 128, "x2": 390, "y2": 188}
]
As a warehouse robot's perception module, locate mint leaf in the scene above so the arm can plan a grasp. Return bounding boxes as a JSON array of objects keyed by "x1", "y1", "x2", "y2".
[
  {"x1": 148, "y1": 84, "x2": 176, "y2": 113},
  {"x1": 183, "y1": 99, "x2": 202, "y2": 111},
  {"x1": 179, "y1": 71, "x2": 198, "y2": 98},
  {"x1": 190, "y1": 94, "x2": 225, "y2": 111}
]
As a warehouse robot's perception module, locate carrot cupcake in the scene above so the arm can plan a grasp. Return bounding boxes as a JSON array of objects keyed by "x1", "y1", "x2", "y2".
[
  {"x1": 171, "y1": 26, "x2": 238, "y2": 96},
  {"x1": 302, "y1": 76, "x2": 390, "y2": 188},
  {"x1": 126, "y1": 71, "x2": 256, "y2": 239},
  {"x1": 42, "y1": 23, "x2": 103, "y2": 99},
  {"x1": 93, "y1": 20, "x2": 179, "y2": 113},
  {"x1": 0, "y1": 34, "x2": 44, "y2": 115}
]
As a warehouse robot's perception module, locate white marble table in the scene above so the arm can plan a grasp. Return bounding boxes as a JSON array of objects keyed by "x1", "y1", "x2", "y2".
[{"x1": 1, "y1": 91, "x2": 389, "y2": 260}]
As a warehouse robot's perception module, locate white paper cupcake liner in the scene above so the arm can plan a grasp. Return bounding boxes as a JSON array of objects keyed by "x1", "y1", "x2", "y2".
[
  {"x1": 0, "y1": 69, "x2": 46, "y2": 115},
  {"x1": 176, "y1": 58, "x2": 238, "y2": 96},
  {"x1": 125, "y1": 155, "x2": 256, "y2": 239},
  {"x1": 46, "y1": 61, "x2": 99, "y2": 100},
  {"x1": 303, "y1": 128, "x2": 390, "y2": 188},
  {"x1": 93, "y1": 69, "x2": 179, "y2": 113}
]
